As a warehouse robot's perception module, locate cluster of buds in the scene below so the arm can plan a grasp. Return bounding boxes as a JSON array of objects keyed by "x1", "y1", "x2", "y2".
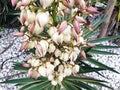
[{"x1": 12, "y1": 0, "x2": 97, "y2": 86}]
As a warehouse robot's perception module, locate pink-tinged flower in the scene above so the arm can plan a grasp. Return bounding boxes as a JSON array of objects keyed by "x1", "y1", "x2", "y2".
[
  {"x1": 36, "y1": 40, "x2": 49, "y2": 57},
  {"x1": 75, "y1": 16, "x2": 86, "y2": 23},
  {"x1": 39, "y1": 0, "x2": 54, "y2": 9},
  {"x1": 55, "y1": 49, "x2": 62, "y2": 57},
  {"x1": 73, "y1": 19, "x2": 80, "y2": 34},
  {"x1": 32, "y1": 21, "x2": 44, "y2": 35},
  {"x1": 80, "y1": 49, "x2": 86, "y2": 60},
  {"x1": 15, "y1": 1, "x2": 22, "y2": 9},
  {"x1": 19, "y1": 9, "x2": 27, "y2": 25},
  {"x1": 20, "y1": 26, "x2": 25, "y2": 32},
  {"x1": 36, "y1": 11, "x2": 50, "y2": 27},
  {"x1": 70, "y1": 52, "x2": 78, "y2": 61},
  {"x1": 58, "y1": 21, "x2": 67, "y2": 35},
  {"x1": 22, "y1": 63, "x2": 31, "y2": 68},
  {"x1": 19, "y1": 40, "x2": 29, "y2": 51},
  {"x1": 75, "y1": 0, "x2": 86, "y2": 10},
  {"x1": 48, "y1": 43, "x2": 56, "y2": 53},
  {"x1": 28, "y1": 68, "x2": 33, "y2": 78},
  {"x1": 63, "y1": 9, "x2": 70, "y2": 15},
  {"x1": 21, "y1": 0, "x2": 31, "y2": 6},
  {"x1": 11, "y1": 0, "x2": 18, "y2": 6},
  {"x1": 63, "y1": 0, "x2": 74, "y2": 8},
  {"x1": 29, "y1": 22, "x2": 35, "y2": 33},
  {"x1": 72, "y1": 28, "x2": 79, "y2": 41},
  {"x1": 72, "y1": 65, "x2": 80, "y2": 73},
  {"x1": 52, "y1": 32, "x2": 63, "y2": 44},
  {"x1": 13, "y1": 32, "x2": 24, "y2": 37},
  {"x1": 86, "y1": 6, "x2": 99, "y2": 14},
  {"x1": 87, "y1": 43, "x2": 96, "y2": 47}
]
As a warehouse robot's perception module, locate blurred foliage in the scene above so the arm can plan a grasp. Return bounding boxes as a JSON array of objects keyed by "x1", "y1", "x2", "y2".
[{"x1": 0, "y1": 0, "x2": 20, "y2": 29}]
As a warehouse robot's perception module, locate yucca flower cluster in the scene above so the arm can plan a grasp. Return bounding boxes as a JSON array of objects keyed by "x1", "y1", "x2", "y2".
[{"x1": 12, "y1": 0, "x2": 98, "y2": 86}]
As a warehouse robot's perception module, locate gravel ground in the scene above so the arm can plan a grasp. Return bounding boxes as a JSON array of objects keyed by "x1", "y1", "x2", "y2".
[{"x1": 0, "y1": 29, "x2": 120, "y2": 90}]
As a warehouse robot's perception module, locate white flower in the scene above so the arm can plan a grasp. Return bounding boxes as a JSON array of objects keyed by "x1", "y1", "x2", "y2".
[
  {"x1": 54, "y1": 59, "x2": 60, "y2": 67},
  {"x1": 38, "y1": 66, "x2": 46, "y2": 77},
  {"x1": 33, "y1": 60, "x2": 40, "y2": 67},
  {"x1": 51, "y1": 80, "x2": 57, "y2": 86},
  {"x1": 52, "y1": 32, "x2": 63, "y2": 44},
  {"x1": 39, "y1": 0, "x2": 54, "y2": 9},
  {"x1": 64, "y1": 68, "x2": 72, "y2": 76},
  {"x1": 69, "y1": 52, "x2": 78, "y2": 61},
  {"x1": 58, "y1": 65, "x2": 64, "y2": 74},
  {"x1": 58, "y1": 75, "x2": 64, "y2": 82},
  {"x1": 60, "y1": 53, "x2": 69, "y2": 61},
  {"x1": 48, "y1": 27, "x2": 57, "y2": 37},
  {"x1": 46, "y1": 62, "x2": 54, "y2": 75},
  {"x1": 32, "y1": 21, "x2": 44, "y2": 35},
  {"x1": 36, "y1": 40, "x2": 49, "y2": 57},
  {"x1": 26, "y1": 9, "x2": 36, "y2": 24},
  {"x1": 48, "y1": 43, "x2": 56, "y2": 53},
  {"x1": 55, "y1": 49, "x2": 61, "y2": 57},
  {"x1": 48, "y1": 75, "x2": 54, "y2": 80},
  {"x1": 73, "y1": 65, "x2": 80, "y2": 73},
  {"x1": 36, "y1": 11, "x2": 50, "y2": 27}
]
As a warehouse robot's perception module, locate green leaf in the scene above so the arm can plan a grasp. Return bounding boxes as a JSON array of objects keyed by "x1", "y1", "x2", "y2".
[
  {"x1": 55, "y1": 84, "x2": 61, "y2": 90},
  {"x1": 93, "y1": 45, "x2": 120, "y2": 49},
  {"x1": 0, "y1": 77, "x2": 47, "y2": 84},
  {"x1": 65, "y1": 80, "x2": 96, "y2": 90},
  {"x1": 25, "y1": 80, "x2": 50, "y2": 90},
  {"x1": 87, "y1": 57, "x2": 119, "y2": 73},
  {"x1": 79, "y1": 66, "x2": 105, "y2": 74},
  {"x1": 64, "y1": 80, "x2": 79, "y2": 90},
  {"x1": 65, "y1": 76, "x2": 106, "y2": 83},
  {"x1": 87, "y1": 49, "x2": 118, "y2": 55},
  {"x1": 88, "y1": 35, "x2": 120, "y2": 43}
]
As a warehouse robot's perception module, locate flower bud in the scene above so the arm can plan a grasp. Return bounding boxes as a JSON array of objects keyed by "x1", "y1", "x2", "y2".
[
  {"x1": 19, "y1": 9, "x2": 27, "y2": 25},
  {"x1": 11, "y1": 0, "x2": 18, "y2": 6},
  {"x1": 86, "y1": 6, "x2": 99, "y2": 14},
  {"x1": 58, "y1": 21, "x2": 67, "y2": 35},
  {"x1": 13, "y1": 32, "x2": 24, "y2": 37},
  {"x1": 19, "y1": 40, "x2": 29, "y2": 51},
  {"x1": 75, "y1": 16, "x2": 86, "y2": 23},
  {"x1": 80, "y1": 49, "x2": 86, "y2": 60},
  {"x1": 73, "y1": 19, "x2": 80, "y2": 34},
  {"x1": 21, "y1": 0, "x2": 31, "y2": 6},
  {"x1": 22, "y1": 63, "x2": 31, "y2": 68},
  {"x1": 48, "y1": 43, "x2": 56, "y2": 53},
  {"x1": 63, "y1": 0, "x2": 74, "y2": 8}
]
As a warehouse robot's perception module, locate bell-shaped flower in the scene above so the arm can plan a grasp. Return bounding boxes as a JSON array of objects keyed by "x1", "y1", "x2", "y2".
[
  {"x1": 58, "y1": 65, "x2": 64, "y2": 74},
  {"x1": 26, "y1": 9, "x2": 36, "y2": 24},
  {"x1": 11, "y1": 0, "x2": 18, "y2": 6},
  {"x1": 39, "y1": 0, "x2": 54, "y2": 9},
  {"x1": 19, "y1": 9, "x2": 27, "y2": 25},
  {"x1": 46, "y1": 62, "x2": 54, "y2": 75},
  {"x1": 36, "y1": 40, "x2": 49, "y2": 57},
  {"x1": 63, "y1": 0, "x2": 75, "y2": 8},
  {"x1": 54, "y1": 59, "x2": 60, "y2": 67},
  {"x1": 72, "y1": 65, "x2": 80, "y2": 73},
  {"x1": 29, "y1": 21, "x2": 43, "y2": 35},
  {"x1": 52, "y1": 32, "x2": 63, "y2": 44},
  {"x1": 73, "y1": 19, "x2": 80, "y2": 34},
  {"x1": 58, "y1": 20, "x2": 67, "y2": 35},
  {"x1": 51, "y1": 80, "x2": 57, "y2": 86},
  {"x1": 13, "y1": 32, "x2": 24, "y2": 37},
  {"x1": 64, "y1": 67, "x2": 72, "y2": 76},
  {"x1": 75, "y1": 16, "x2": 86, "y2": 23},
  {"x1": 21, "y1": 0, "x2": 31, "y2": 6},
  {"x1": 48, "y1": 27, "x2": 57, "y2": 37},
  {"x1": 19, "y1": 40, "x2": 29, "y2": 51},
  {"x1": 36, "y1": 11, "x2": 50, "y2": 27},
  {"x1": 48, "y1": 43, "x2": 56, "y2": 53},
  {"x1": 86, "y1": 6, "x2": 99, "y2": 14},
  {"x1": 55, "y1": 49, "x2": 62, "y2": 57},
  {"x1": 38, "y1": 66, "x2": 47, "y2": 77}
]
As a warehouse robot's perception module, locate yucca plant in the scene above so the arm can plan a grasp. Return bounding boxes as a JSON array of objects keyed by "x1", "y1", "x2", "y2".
[{"x1": 0, "y1": 0, "x2": 120, "y2": 90}]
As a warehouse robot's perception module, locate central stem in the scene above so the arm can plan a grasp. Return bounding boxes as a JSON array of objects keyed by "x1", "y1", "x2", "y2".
[{"x1": 52, "y1": 0, "x2": 57, "y2": 26}]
